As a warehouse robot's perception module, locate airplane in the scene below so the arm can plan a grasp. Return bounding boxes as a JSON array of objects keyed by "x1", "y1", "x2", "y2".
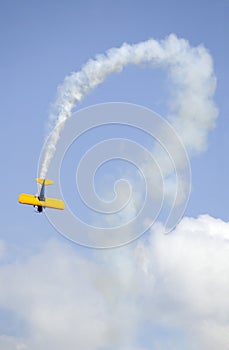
[{"x1": 18, "y1": 178, "x2": 65, "y2": 213}]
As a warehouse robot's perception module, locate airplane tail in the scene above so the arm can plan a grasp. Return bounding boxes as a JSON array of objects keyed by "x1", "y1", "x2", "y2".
[{"x1": 36, "y1": 178, "x2": 54, "y2": 186}]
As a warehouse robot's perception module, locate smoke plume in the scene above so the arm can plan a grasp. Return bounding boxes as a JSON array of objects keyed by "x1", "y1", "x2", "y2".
[{"x1": 39, "y1": 34, "x2": 218, "y2": 178}]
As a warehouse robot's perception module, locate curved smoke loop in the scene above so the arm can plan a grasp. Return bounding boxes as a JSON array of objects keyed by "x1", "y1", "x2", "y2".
[
  {"x1": 40, "y1": 34, "x2": 218, "y2": 177},
  {"x1": 38, "y1": 34, "x2": 218, "y2": 247}
]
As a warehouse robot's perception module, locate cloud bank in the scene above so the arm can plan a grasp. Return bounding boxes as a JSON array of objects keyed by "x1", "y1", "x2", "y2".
[{"x1": 0, "y1": 215, "x2": 229, "y2": 349}]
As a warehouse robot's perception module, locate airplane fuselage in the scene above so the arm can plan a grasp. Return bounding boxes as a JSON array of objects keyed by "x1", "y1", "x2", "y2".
[{"x1": 37, "y1": 205, "x2": 43, "y2": 213}]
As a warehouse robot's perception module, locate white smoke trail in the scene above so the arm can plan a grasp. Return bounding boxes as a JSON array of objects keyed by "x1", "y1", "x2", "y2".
[{"x1": 40, "y1": 33, "x2": 218, "y2": 178}]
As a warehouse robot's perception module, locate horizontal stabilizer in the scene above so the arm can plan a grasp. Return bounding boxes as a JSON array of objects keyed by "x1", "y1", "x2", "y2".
[
  {"x1": 18, "y1": 193, "x2": 65, "y2": 210},
  {"x1": 36, "y1": 178, "x2": 54, "y2": 186}
]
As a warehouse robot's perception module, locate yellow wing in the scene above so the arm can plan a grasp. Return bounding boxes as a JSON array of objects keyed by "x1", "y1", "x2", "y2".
[
  {"x1": 18, "y1": 194, "x2": 65, "y2": 210},
  {"x1": 44, "y1": 197, "x2": 65, "y2": 210}
]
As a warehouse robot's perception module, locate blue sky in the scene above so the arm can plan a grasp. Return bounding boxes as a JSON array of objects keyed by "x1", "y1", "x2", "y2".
[
  {"x1": 1, "y1": 0, "x2": 228, "y2": 222},
  {"x1": 0, "y1": 1, "x2": 229, "y2": 349}
]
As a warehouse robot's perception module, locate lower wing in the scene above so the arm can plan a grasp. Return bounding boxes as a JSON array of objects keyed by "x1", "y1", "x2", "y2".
[{"x1": 18, "y1": 194, "x2": 65, "y2": 210}]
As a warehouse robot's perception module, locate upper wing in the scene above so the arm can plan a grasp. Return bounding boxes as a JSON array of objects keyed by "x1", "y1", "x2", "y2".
[
  {"x1": 18, "y1": 193, "x2": 42, "y2": 206},
  {"x1": 18, "y1": 193, "x2": 65, "y2": 210},
  {"x1": 43, "y1": 197, "x2": 65, "y2": 210}
]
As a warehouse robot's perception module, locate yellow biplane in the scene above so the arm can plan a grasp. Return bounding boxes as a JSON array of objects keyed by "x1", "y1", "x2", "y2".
[{"x1": 18, "y1": 178, "x2": 65, "y2": 213}]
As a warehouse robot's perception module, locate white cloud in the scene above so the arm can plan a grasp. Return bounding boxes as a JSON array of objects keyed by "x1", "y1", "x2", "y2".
[
  {"x1": 0, "y1": 240, "x2": 6, "y2": 260},
  {"x1": 0, "y1": 241, "x2": 111, "y2": 350},
  {"x1": 135, "y1": 215, "x2": 229, "y2": 348},
  {"x1": 0, "y1": 335, "x2": 26, "y2": 350},
  {"x1": 0, "y1": 215, "x2": 229, "y2": 349}
]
